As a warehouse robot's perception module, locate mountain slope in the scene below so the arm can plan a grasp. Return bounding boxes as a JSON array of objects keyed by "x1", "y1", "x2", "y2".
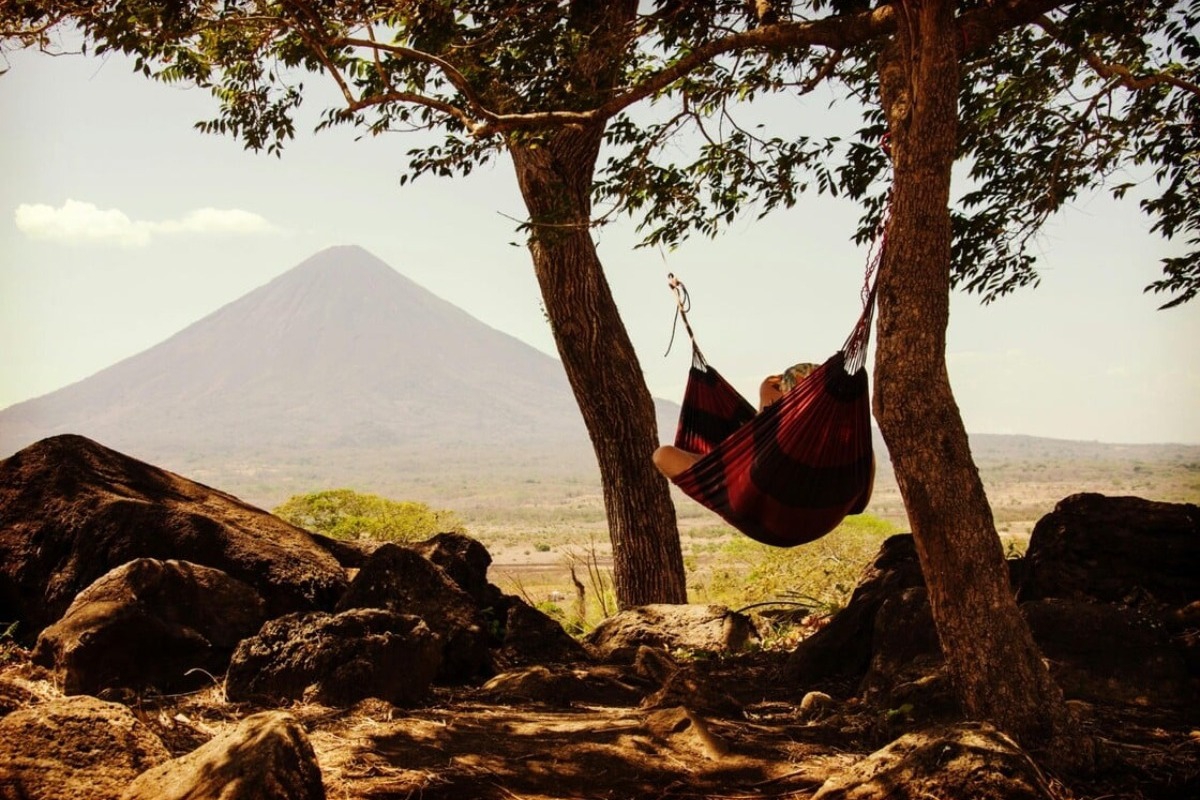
[{"x1": 0, "y1": 246, "x2": 603, "y2": 472}]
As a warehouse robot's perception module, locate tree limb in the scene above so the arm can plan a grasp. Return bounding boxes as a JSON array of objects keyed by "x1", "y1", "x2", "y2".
[
  {"x1": 958, "y1": 0, "x2": 1074, "y2": 53},
  {"x1": 1035, "y1": 14, "x2": 1200, "y2": 98},
  {"x1": 332, "y1": 35, "x2": 493, "y2": 124}
]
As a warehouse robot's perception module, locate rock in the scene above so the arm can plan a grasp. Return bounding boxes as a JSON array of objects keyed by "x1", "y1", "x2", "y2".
[
  {"x1": 336, "y1": 543, "x2": 490, "y2": 681},
  {"x1": 799, "y1": 690, "x2": 836, "y2": 720},
  {"x1": 586, "y1": 604, "x2": 756, "y2": 663},
  {"x1": 481, "y1": 663, "x2": 646, "y2": 707},
  {"x1": 785, "y1": 534, "x2": 926, "y2": 685},
  {"x1": 0, "y1": 435, "x2": 347, "y2": 640},
  {"x1": 812, "y1": 722, "x2": 1055, "y2": 800},
  {"x1": 480, "y1": 665, "x2": 584, "y2": 706},
  {"x1": 121, "y1": 711, "x2": 324, "y2": 800},
  {"x1": 225, "y1": 608, "x2": 442, "y2": 707},
  {"x1": 0, "y1": 694, "x2": 170, "y2": 800},
  {"x1": 31, "y1": 558, "x2": 266, "y2": 695},
  {"x1": 1020, "y1": 493, "x2": 1200, "y2": 607},
  {"x1": 308, "y1": 533, "x2": 382, "y2": 570},
  {"x1": 491, "y1": 597, "x2": 591, "y2": 670},
  {"x1": 1174, "y1": 600, "x2": 1200, "y2": 675},
  {"x1": 644, "y1": 706, "x2": 731, "y2": 761},
  {"x1": 1022, "y1": 597, "x2": 1194, "y2": 707},
  {"x1": 0, "y1": 676, "x2": 37, "y2": 718},
  {"x1": 859, "y1": 587, "x2": 958, "y2": 722},
  {"x1": 410, "y1": 532, "x2": 496, "y2": 605}
]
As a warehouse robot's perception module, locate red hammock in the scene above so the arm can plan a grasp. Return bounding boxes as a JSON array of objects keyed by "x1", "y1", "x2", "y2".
[{"x1": 666, "y1": 275, "x2": 878, "y2": 548}]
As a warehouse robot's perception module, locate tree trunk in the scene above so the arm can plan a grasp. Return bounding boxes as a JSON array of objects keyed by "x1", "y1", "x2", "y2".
[
  {"x1": 872, "y1": 0, "x2": 1090, "y2": 770},
  {"x1": 509, "y1": 126, "x2": 688, "y2": 608}
]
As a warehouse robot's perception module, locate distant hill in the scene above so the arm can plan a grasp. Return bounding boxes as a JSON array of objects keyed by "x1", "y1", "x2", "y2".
[{"x1": 0, "y1": 246, "x2": 675, "y2": 504}]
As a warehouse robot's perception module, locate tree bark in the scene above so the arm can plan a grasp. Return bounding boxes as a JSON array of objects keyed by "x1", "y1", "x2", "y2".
[
  {"x1": 509, "y1": 125, "x2": 688, "y2": 608},
  {"x1": 872, "y1": 0, "x2": 1090, "y2": 771}
]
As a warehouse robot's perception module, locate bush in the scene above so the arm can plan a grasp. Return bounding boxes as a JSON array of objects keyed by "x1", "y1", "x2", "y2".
[
  {"x1": 705, "y1": 514, "x2": 898, "y2": 613},
  {"x1": 273, "y1": 488, "x2": 465, "y2": 543}
]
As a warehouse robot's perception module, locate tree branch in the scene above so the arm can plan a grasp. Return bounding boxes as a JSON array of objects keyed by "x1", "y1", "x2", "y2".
[
  {"x1": 1035, "y1": 15, "x2": 1200, "y2": 98},
  {"x1": 342, "y1": 88, "x2": 480, "y2": 131},
  {"x1": 332, "y1": 35, "x2": 494, "y2": 129},
  {"x1": 958, "y1": 0, "x2": 1074, "y2": 53},
  {"x1": 468, "y1": 0, "x2": 1077, "y2": 136}
]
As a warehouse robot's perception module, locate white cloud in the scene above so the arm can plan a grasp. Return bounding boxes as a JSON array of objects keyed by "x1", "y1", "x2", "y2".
[
  {"x1": 16, "y1": 200, "x2": 150, "y2": 246},
  {"x1": 14, "y1": 199, "x2": 278, "y2": 247},
  {"x1": 155, "y1": 207, "x2": 279, "y2": 236}
]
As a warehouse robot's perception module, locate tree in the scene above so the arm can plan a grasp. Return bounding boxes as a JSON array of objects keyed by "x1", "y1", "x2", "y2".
[
  {"x1": 272, "y1": 488, "x2": 464, "y2": 542},
  {"x1": 4, "y1": 0, "x2": 1195, "y2": 770},
  {"x1": 596, "y1": 1, "x2": 1195, "y2": 768},
  {"x1": 3, "y1": 0, "x2": 690, "y2": 607}
]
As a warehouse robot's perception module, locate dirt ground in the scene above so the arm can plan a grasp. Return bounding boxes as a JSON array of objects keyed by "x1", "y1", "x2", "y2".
[{"x1": 5, "y1": 644, "x2": 1197, "y2": 800}]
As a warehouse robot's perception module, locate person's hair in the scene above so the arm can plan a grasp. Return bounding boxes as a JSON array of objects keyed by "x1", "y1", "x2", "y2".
[{"x1": 780, "y1": 362, "x2": 818, "y2": 393}]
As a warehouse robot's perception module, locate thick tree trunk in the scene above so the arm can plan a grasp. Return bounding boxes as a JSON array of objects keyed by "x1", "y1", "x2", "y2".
[
  {"x1": 509, "y1": 127, "x2": 688, "y2": 608},
  {"x1": 872, "y1": 0, "x2": 1090, "y2": 770}
]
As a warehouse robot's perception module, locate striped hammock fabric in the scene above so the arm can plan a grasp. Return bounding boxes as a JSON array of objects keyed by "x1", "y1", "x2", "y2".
[
  {"x1": 669, "y1": 350, "x2": 875, "y2": 547},
  {"x1": 664, "y1": 265, "x2": 879, "y2": 547}
]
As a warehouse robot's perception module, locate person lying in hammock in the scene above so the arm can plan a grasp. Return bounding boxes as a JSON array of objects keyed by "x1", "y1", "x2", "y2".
[{"x1": 652, "y1": 362, "x2": 819, "y2": 480}]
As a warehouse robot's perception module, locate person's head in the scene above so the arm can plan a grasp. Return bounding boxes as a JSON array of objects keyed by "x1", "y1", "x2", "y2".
[{"x1": 779, "y1": 362, "x2": 819, "y2": 393}]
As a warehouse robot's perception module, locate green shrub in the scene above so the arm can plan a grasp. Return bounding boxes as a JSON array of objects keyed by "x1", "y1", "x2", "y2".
[
  {"x1": 273, "y1": 488, "x2": 465, "y2": 543},
  {"x1": 706, "y1": 514, "x2": 898, "y2": 613}
]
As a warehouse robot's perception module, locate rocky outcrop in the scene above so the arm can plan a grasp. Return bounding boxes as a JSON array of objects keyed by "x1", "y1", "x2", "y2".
[
  {"x1": 492, "y1": 597, "x2": 592, "y2": 670},
  {"x1": 0, "y1": 435, "x2": 347, "y2": 639},
  {"x1": 785, "y1": 496, "x2": 1200, "y2": 712},
  {"x1": 0, "y1": 695, "x2": 170, "y2": 800},
  {"x1": 1022, "y1": 597, "x2": 1193, "y2": 707},
  {"x1": 0, "y1": 436, "x2": 601, "y2": 702},
  {"x1": 121, "y1": 711, "x2": 325, "y2": 800},
  {"x1": 1019, "y1": 493, "x2": 1200, "y2": 607},
  {"x1": 411, "y1": 532, "x2": 497, "y2": 605},
  {"x1": 225, "y1": 609, "x2": 442, "y2": 706},
  {"x1": 784, "y1": 534, "x2": 926, "y2": 685},
  {"x1": 32, "y1": 558, "x2": 266, "y2": 695},
  {"x1": 336, "y1": 543, "x2": 491, "y2": 681},
  {"x1": 859, "y1": 587, "x2": 956, "y2": 720},
  {"x1": 586, "y1": 604, "x2": 757, "y2": 663}
]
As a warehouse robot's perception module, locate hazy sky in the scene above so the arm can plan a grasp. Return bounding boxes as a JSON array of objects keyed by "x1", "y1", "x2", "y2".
[{"x1": 2, "y1": 45, "x2": 1197, "y2": 446}]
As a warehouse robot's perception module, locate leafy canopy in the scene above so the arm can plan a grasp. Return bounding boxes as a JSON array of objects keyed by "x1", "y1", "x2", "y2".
[
  {"x1": 597, "y1": 1, "x2": 1200, "y2": 308},
  {"x1": 3, "y1": 1, "x2": 1195, "y2": 305}
]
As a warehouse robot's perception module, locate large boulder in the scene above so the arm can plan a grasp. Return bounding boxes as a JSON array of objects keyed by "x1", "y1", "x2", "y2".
[
  {"x1": 784, "y1": 534, "x2": 926, "y2": 686},
  {"x1": 31, "y1": 558, "x2": 266, "y2": 695},
  {"x1": 410, "y1": 532, "x2": 497, "y2": 605},
  {"x1": 491, "y1": 597, "x2": 591, "y2": 670},
  {"x1": 1019, "y1": 493, "x2": 1199, "y2": 708},
  {"x1": 0, "y1": 435, "x2": 347, "y2": 639},
  {"x1": 0, "y1": 694, "x2": 170, "y2": 800},
  {"x1": 121, "y1": 711, "x2": 325, "y2": 800},
  {"x1": 480, "y1": 664, "x2": 645, "y2": 708},
  {"x1": 336, "y1": 543, "x2": 491, "y2": 681},
  {"x1": 586, "y1": 604, "x2": 757, "y2": 663},
  {"x1": 1022, "y1": 598, "x2": 1194, "y2": 707},
  {"x1": 1019, "y1": 493, "x2": 1200, "y2": 607},
  {"x1": 225, "y1": 608, "x2": 442, "y2": 706},
  {"x1": 787, "y1": 499, "x2": 1200, "y2": 713}
]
